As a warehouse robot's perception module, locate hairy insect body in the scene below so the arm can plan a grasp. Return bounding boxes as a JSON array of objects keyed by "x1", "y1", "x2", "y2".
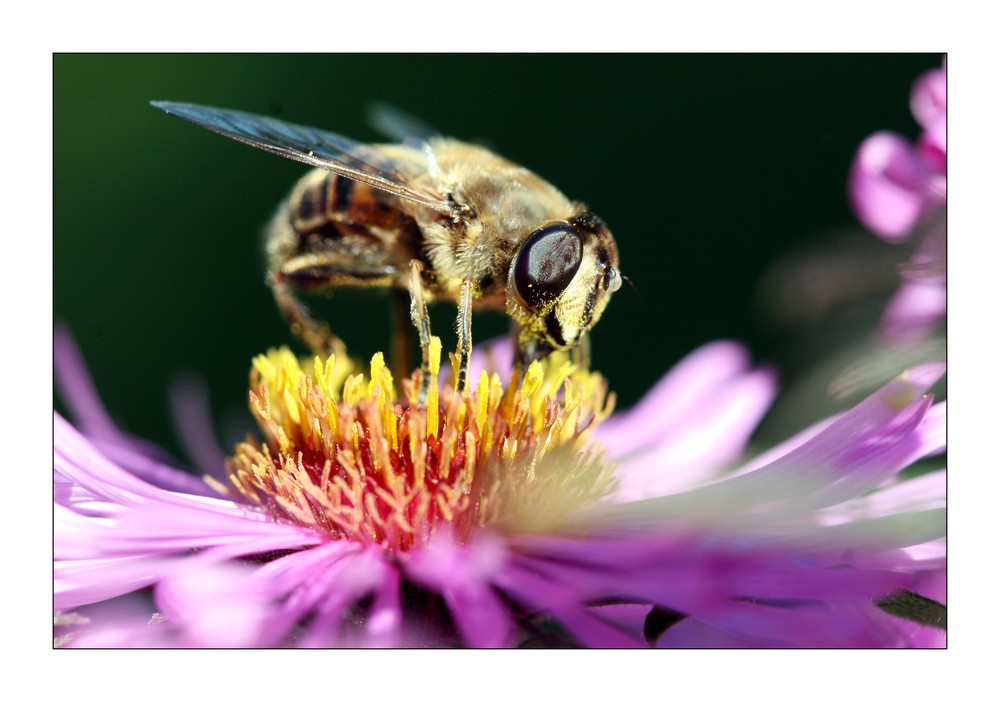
[
  {"x1": 267, "y1": 168, "x2": 422, "y2": 290},
  {"x1": 153, "y1": 102, "x2": 621, "y2": 374}
]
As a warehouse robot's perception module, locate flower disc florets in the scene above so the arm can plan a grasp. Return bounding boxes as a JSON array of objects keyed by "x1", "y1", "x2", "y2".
[{"x1": 225, "y1": 338, "x2": 616, "y2": 551}]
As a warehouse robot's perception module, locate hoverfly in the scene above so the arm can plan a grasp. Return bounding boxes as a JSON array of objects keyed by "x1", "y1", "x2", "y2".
[{"x1": 153, "y1": 101, "x2": 621, "y2": 390}]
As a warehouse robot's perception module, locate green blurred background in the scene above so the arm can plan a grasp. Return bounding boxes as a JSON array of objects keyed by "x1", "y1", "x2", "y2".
[{"x1": 54, "y1": 54, "x2": 940, "y2": 460}]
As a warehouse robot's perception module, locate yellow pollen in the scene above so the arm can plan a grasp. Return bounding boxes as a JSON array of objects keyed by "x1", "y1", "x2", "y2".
[{"x1": 224, "y1": 338, "x2": 618, "y2": 550}]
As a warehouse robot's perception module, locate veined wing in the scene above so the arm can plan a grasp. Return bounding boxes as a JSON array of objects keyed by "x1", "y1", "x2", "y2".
[{"x1": 151, "y1": 101, "x2": 455, "y2": 215}]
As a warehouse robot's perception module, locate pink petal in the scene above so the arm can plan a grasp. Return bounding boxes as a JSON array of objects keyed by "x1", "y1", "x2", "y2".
[
  {"x1": 910, "y1": 68, "x2": 947, "y2": 130},
  {"x1": 610, "y1": 366, "x2": 777, "y2": 500},
  {"x1": 690, "y1": 600, "x2": 907, "y2": 648},
  {"x1": 246, "y1": 542, "x2": 395, "y2": 647},
  {"x1": 168, "y1": 374, "x2": 230, "y2": 481},
  {"x1": 584, "y1": 365, "x2": 944, "y2": 530},
  {"x1": 54, "y1": 326, "x2": 119, "y2": 438},
  {"x1": 55, "y1": 413, "x2": 214, "y2": 507},
  {"x1": 918, "y1": 113, "x2": 947, "y2": 173},
  {"x1": 880, "y1": 279, "x2": 947, "y2": 342},
  {"x1": 402, "y1": 532, "x2": 513, "y2": 647},
  {"x1": 363, "y1": 566, "x2": 402, "y2": 647},
  {"x1": 817, "y1": 467, "x2": 944, "y2": 528},
  {"x1": 55, "y1": 555, "x2": 167, "y2": 609},
  {"x1": 494, "y1": 561, "x2": 644, "y2": 647},
  {"x1": 656, "y1": 616, "x2": 774, "y2": 648},
  {"x1": 597, "y1": 341, "x2": 768, "y2": 456},
  {"x1": 507, "y1": 534, "x2": 911, "y2": 647},
  {"x1": 465, "y1": 336, "x2": 515, "y2": 385},
  {"x1": 849, "y1": 132, "x2": 932, "y2": 241},
  {"x1": 59, "y1": 599, "x2": 173, "y2": 647},
  {"x1": 55, "y1": 329, "x2": 217, "y2": 496},
  {"x1": 295, "y1": 548, "x2": 393, "y2": 647},
  {"x1": 154, "y1": 561, "x2": 276, "y2": 647}
]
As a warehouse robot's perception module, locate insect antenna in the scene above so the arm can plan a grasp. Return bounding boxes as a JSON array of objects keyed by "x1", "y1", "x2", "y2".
[{"x1": 621, "y1": 274, "x2": 641, "y2": 302}]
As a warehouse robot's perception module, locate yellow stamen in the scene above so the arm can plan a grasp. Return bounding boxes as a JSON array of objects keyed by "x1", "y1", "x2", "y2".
[
  {"x1": 225, "y1": 342, "x2": 617, "y2": 550},
  {"x1": 427, "y1": 336, "x2": 441, "y2": 439}
]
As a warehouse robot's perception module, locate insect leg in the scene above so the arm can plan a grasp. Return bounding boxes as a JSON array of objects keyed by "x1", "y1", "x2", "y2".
[
  {"x1": 270, "y1": 276, "x2": 347, "y2": 359},
  {"x1": 407, "y1": 260, "x2": 433, "y2": 402},
  {"x1": 455, "y1": 277, "x2": 474, "y2": 393}
]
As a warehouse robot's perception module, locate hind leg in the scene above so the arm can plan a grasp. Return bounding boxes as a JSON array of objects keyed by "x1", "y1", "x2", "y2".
[{"x1": 270, "y1": 276, "x2": 347, "y2": 359}]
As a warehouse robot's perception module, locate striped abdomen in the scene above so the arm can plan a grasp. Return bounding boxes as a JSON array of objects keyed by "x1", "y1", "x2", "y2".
[{"x1": 273, "y1": 168, "x2": 424, "y2": 289}]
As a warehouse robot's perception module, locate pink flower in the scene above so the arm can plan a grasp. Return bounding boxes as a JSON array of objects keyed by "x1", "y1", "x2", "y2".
[
  {"x1": 54, "y1": 331, "x2": 945, "y2": 647},
  {"x1": 849, "y1": 62, "x2": 946, "y2": 342}
]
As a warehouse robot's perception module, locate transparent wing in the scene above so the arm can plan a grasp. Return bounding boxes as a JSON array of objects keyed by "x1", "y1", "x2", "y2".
[
  {"x1": 151, "y1": 101, "x2": 455, "y2": 215},
  {"x1": 366, "y1": 102, "x2": 441, "y2": 143}
]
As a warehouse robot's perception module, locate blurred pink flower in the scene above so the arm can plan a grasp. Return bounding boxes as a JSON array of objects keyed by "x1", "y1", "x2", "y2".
[{"x1": 849, "y1": 62, "x2": 946, "y2": 342}]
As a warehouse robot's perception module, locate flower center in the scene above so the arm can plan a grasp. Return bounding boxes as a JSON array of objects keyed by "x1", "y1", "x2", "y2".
[{"x1": 223, "y1": 338, "x2": 616, "y2": 551}]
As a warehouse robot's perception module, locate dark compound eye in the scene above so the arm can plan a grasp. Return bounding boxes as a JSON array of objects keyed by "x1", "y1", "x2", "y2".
[{"x1": 512, "y1": 223, "x2": 583, "y2": 309}]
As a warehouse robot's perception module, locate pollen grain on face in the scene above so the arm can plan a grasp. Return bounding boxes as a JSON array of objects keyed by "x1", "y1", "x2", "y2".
[{"x1": 225, "y1": 340, "x2": 617, "y2": 551}]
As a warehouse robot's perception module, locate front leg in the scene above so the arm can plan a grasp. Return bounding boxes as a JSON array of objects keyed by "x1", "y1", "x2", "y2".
[
  {"x1": 407, "y1": 260, "x2": 434, "y2": 402},
  {"x1": 455, "y1": 277, "x2": 474, "y2": 393}
]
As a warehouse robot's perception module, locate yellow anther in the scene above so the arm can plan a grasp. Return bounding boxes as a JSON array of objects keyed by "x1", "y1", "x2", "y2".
[
  {"x1": 427, "y1": 336, "x2": 442, "y2": 438},
  {"x1": 476, "y1": 370, "x2": 490, "y2": 435},
  {"x1": 227, "y1": 338, "x2": 616, "y2": 550}
]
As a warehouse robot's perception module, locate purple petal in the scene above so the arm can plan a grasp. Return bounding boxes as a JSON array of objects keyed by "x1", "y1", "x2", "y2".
[
  {"x1": 910, "y1": 67, "x2": 946, "y2": 130},
  {"x1": 169, "y1": 374, "x2": 231, "y2": 482},
  {"x1": 688, "y1": 600, "x2": 908, "y2": 648},
  {"x1": 793, "y1": 509, "x2": 945, "y2": 563},
  {"x1": 597, "y1": 341, "x2": 773, "y2": 457},
  {"x1": 918, "y1": 113, "x2": 947, "y2": 173},
  {"x1": 82, "y1": 433, "x2": 221, "y2": 498},
  {"x1": 465, "y1": 336, "x2": 515, "y2": 385},
  {"x1": 154, "y1": 560, "x2": 277, "y2": 647},
  {"x1": 656, "y1": 617, "x2": 774, "y2": 648},
  {"x1": 511, "y1": 534, "x2": 907, "y2": 607},
  {"x1": 849, "y1": 132, "x2": 933, "y2": 241},
  {"x1": 610, "y1": 365, "x2": 777, "y2": 500},
  {"x1": 584, "y1": 365, "x2": 944, "y2": 535},
  {"x1": 54, "y1": 325, "x2": 120, "y2": 439},
  {"x1": 364, "y1": 566, "x2": 402, "y2": 647},
  {"x1": 402, "y1": 532, "x2": 513, "y2": 647},
  {"x1": 439, "y1": 336, "x2": 516, "y2": 388},
  {"x1": 294, "y1": 548, "x2": 392, "y2": 647},
  {"x1": 246, "y1": 542, "x2": 395, "y2": 647},
  {"x1": 67, "y1": 501, "x2": 320, "y2": 559},
  {"x1": 56, "y1": 506, "x2": 318, "y2": 608},
  {"x1": 56, "y1": 328, "x2": 223, "y2": 496},
  {"x1": 65, "y1": 548, "x2": 389, "y2": 648},
  {"x1": 835, "y1": 536, "x2": 945, "y2": 573},
  {"x1": 59, "y1": 599, "x2": 174, "y2": 647},
  {"x1": 56, "y1": 413, "x2": 238, "y2": 512},
  {"x1": 494, "y1": 561, "x2": 644, "y2": 647},
  {"x1": 507, "y1": 534, "x2": 911, "y2": 647},
  {"x1": 880, "y1": 279, "x2": 947, "y2": 342},
  {"x1": 55, "y1": 555, "x2": 169, "y2": 609},
  {"x1": 818, "y1": 467, "x2": 944, "y2": 527}
]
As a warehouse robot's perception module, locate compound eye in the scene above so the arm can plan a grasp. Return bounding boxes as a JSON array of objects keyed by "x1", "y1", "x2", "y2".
[{"x1": 512, "y1": 223, "x2": 583, "y2": 309}]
